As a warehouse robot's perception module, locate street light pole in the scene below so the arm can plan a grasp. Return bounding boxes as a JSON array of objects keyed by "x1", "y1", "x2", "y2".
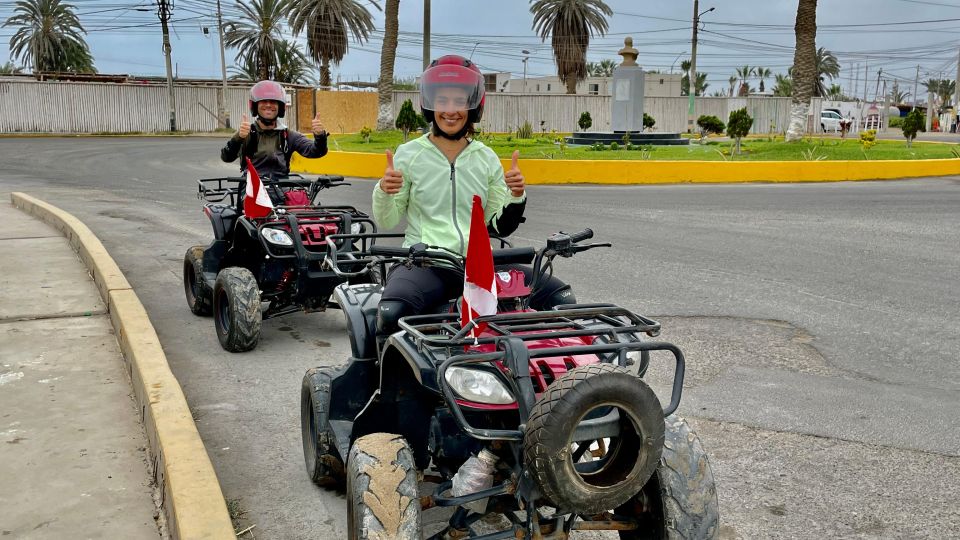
[
  {"x1": 216, "y1": 0, "x2": 229, "y2": 128},
  {"x1": 422, "y1": 0, "x2": 431, "y2": 70},
  {"x1": 687, "y1": 2, "x2": 713, "y2": 133},
  {"x1": 158, "y1": 0, "x2": 176, "y2": 132},
  {"x1": 522, "y1": 50, "x2": 530, "y2": 94}
]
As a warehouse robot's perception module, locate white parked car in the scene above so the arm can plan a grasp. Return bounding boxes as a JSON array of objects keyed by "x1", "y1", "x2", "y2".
[{"x1": 820, "y1": 110, "x2": 842, "y2": 133}]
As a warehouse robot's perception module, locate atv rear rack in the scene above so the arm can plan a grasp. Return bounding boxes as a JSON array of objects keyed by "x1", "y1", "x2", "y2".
[
  {"x1": 196, "y1": 173, "x2": 348, "y2": 207},
  {"x1": 396, "y1": 305, "x2": 686, "y2": 441}
]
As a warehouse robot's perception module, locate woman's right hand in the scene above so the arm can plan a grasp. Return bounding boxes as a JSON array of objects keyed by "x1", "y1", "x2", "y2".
[{"x1": 380, "y1": 149, "x2": 404, "y2": 194}]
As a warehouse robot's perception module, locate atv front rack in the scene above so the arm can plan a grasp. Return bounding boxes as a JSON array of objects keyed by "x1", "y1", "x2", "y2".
[{"x1": 397, "y1": 305, "x2": 686, "y2": 441}]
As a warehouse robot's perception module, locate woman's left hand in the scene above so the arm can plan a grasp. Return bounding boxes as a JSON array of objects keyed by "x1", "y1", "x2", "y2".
[{"x1": 505, "y1": 150, "x2": 525, "y2": 197}]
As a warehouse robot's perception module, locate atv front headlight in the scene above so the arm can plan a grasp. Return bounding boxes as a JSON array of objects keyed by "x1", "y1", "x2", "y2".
[
  {"x1": 444, "y1": 367, "x2": 515, "y2": 405},
  {"x1": 350, "y1": 222, "x2": 364, "y2": 235},
  {"x1": 261, "y1": 227, "x2": 293, "y2": 246}
]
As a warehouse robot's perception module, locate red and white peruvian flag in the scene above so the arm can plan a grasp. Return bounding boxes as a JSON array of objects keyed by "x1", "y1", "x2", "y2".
[
  {"x1": 460, "y1": 195, "x2": 497, "y2": 338},
  {"x1": 243, "y1": 157, "x2": 273, "y2": 218}
]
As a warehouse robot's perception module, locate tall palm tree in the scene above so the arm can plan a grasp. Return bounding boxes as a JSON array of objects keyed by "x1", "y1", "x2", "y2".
[
  {"x1": 785, "y1": 0, "x2": 817, "y2": 142},
  {"x1": 814, "y1": 47, "x2": 839, "y2": 97},
  {"x1": 224, "y1": 0, "x2": 289, "y2": 81},
  {"x1": 890, "y1": 88, "x2": 910, "y2": 105},
  {"x1": 755, "y1": 67, "x2": 771, "y2": 93},
  {"x1": 922, "y1": 79, "x2": 956, "y2": 108},
  {"x1": 530, "y1": 0, "x2": 612, "y2": 94},
  {"x1": 586, "y1": 58, "x2": 616, "y2": 77},
  {"x1": 288, "y1": 0, "x2": 379, "y2": 91},
  {"x1": 728, "y1": 75, "x2": 737, "y2": 97},
  {"x1": 376, "y1": 0, "x2": 399, "y2": 130},
  {"x1": 736, "y1": 65, "x2": 753, "y2": 96},
  {"x1": 3, "y1": 0, "x2": 93, "y2": 73}
]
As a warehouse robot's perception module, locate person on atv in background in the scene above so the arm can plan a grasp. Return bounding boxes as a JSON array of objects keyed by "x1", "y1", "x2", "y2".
[
  {"x1": 220, "y1": 80, "x2": 329, "y2": 200},
  {"x1": 372, "y1": 55, "x2": 576, "y2": 341}
]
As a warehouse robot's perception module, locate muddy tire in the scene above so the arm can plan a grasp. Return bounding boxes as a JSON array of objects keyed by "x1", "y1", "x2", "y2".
[
  {"x1": 616, "y1": 416, "x2": 720, "y2": 539},
  {"x1": 524, "y1": 364, "x2": 664, "y2": 514},
  {"x1": 183, "y1": 245, "x2": 211, "y2": 316},
  {"x1": 346, "y1": 433, "x2": 421, "y2": 540},
  {"x1": 213, "y1": 267, "x2": 261, "y2": 352},
  {"x1": 301, "y1": 367, "x2": 345, "y2": 487}
]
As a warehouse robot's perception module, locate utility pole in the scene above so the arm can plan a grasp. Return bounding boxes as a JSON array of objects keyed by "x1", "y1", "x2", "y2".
[
  {"x1": 216, "y1": 0, "x2": 229, "y2": 128},
  {"x1": 954, "y1": 47, "x2": 960, "y2": 132},
  {"x1": 882, "y1": 78, "x2": 890, "y2": 132},
  {"x1": 862, "y1": 62, "x2": 868, "y2": 102},
  {"x1": 158, "y1": 0, "x2": 176, "y2": 131},
  {"x1": 687, "y1": 1, "x2": 714, "y2": 133},
  {"x1": 912, "y1": 64, "x2": 919, "y2": 111},
  {"x1": 874, "y1": 68, "x2": 882, "y2": 103},
  {"x1": 422, "y1": 0, "x2": 431, "y2": 70}
]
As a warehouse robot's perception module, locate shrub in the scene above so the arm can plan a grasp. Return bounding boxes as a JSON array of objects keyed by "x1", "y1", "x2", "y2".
[
  {"x1": 359, "y1": 126, "x2": 372, "y2": 143},
  {"x1": 516, "y1": 121, "x2": 533, "y2": 139},
  {"x1": 610, "y1": 142, "x2": 620, "y2": 151},
  {"x1": 888, "y1": 116, "x2": 904, "y2": 128},
  {"x1": 578, "y1": 111, "x2": 593, "y2": 131},
  {"x1": 902, "y1": 110, "x2": 925, "y2": 148},
  {"x1": 726, "y1": 108, "x2": 753, "y2": 154},
  {"x1": 859, "y1": 129, "x2": 877, "y2": 150},
  {"x1": 643, "y1": 113, "x2": 656, "y2": 131},
  {"x1": 697, "y1": 115, "x2": 726, "y2": 138},
  {"x1": 395, "y1": 99, "x2": 426, "y2": 141}
]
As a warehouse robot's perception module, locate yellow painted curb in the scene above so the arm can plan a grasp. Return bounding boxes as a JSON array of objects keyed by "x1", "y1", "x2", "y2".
[
  {"x1": 9, "y1": 192, "x2": 235, "y2": 540},
  {"x1": 291, "y1": 151, "x2": 960, "y2": 184}
]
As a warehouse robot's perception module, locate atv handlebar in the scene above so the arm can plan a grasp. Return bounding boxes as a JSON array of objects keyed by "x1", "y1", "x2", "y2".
[{"x1": 568, "y1": 228, "x2": 594, "y2": 243}]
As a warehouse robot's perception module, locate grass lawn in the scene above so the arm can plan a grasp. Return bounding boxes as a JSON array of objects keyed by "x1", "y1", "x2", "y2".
[{"x1": 327, "y1": 130, "x2": 960, "y2": 161}]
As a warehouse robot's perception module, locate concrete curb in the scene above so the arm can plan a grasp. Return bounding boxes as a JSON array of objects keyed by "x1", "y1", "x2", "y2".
[
  {"x1": 290, "y1": 150, "x2": 960, "y2": 184},
  {"x1": 10, "y1": 193, "x2": 235, "y2": 540}
]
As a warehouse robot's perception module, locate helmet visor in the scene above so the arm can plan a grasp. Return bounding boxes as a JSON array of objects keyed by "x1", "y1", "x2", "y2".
[{"x1": 420, "y1": 64, "x2": 484, "y2": 113}]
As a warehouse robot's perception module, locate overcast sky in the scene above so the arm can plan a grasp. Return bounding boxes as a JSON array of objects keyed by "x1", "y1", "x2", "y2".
[{"x1": 2, "y1": 0, "x2": 959, "y2": 101}]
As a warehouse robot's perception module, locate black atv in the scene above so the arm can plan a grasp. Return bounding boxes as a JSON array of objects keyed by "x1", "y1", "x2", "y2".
[
  {"x1": 301, "y1": 230, "x2": 720, "y2": 539},
  {"x1": 182, "y1": 174, "x2": 376, "y2": 352}
]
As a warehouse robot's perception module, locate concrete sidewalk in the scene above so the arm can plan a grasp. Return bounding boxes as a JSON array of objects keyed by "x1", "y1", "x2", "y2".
[{"x1": 0, "y1": 201, "x2": 160, "y2": 538}]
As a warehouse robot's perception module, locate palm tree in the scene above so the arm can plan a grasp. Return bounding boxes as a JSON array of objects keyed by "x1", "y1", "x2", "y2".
[
  {"x1": 785, "y1": 0, "x2": 817, "y2": 142},
  {"x1": 679, "y1": 60, "x2": 707, "y2": 96},
  {"x1": 814, "y1": 47, "x2": 839, "y2": 97},
  {"x1": 756, "y1": 67, "x2": 771, "y2": 93},
  {"x1": 728, "y1": 75, "x2": 737, "y2": 97},
  {"x1": 229, "y1": 39, "x2": 313, "y2": 84},
  {"x1": 3, "y1": 0, "x2": 93, "y2": 73},
  {"x1": 773, "y1": 73, "x2": 793, "y2": 97},
  {"x1": 890, "y1": 88, "x2": 910, "y2": 105},
  {"x1": 0, "y1": 61, "x2": 23, "y2": 74},
  {"x1": 587, "y1": 58, "x2": 616, "y2": 77},
  {"x1": 826, "y1": 83, "x2": 843, "y2": 100},
  {"x1": 224, "y1": 0, "x2": 289, "y2": 81},
  {"x1": 376, "y1": 0, "x2": 399, "y2": 130},
  {"x1": 288, "y1": 0, "x2": 379, "y2": 91},
  {"x1": 736, "y1": 65, "x2": 753, "y2": 96},
  {"x1": 530, "y1": 0, "x2": 613, "y2": 94},
  {"x1": 922, "y1": 79, "x2": 956, "y2": 108}
]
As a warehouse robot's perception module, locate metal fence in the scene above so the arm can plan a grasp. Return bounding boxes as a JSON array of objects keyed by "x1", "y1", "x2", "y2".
[
  {"x1": 1, "y1": 77, "x2": 820, "y2": 135},
  {"x1": 0, "y1": 79, "x2": 297, "y2": 133}
]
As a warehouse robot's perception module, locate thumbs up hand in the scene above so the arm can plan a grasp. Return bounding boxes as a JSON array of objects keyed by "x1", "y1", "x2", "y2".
[
  {"x1": 379, "y1": 149, "x2": 404, "y2": 195},
  {"x1": 311, "y1": 112, "x2": 326, "y2": 136},
  {"x1": 238, "y1": 114, "x2": 251, "y2": 140},
  {"x1": 504, "y1": 150, "x2": 525, "y2": 197}
]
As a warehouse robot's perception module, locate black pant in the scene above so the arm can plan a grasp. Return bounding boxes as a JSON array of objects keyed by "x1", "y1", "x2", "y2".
[{"x1": 378, "y1": 263, "x2": 575, "y2": 336}]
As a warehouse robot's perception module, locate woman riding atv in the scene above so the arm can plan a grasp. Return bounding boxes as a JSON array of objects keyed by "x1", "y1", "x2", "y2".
[
  {"x1": 221, "y1": 79, "x2": 329, "y2": 181},
  {"x1": 372, "y1": 55, "x2": 575, "y2": 342}
]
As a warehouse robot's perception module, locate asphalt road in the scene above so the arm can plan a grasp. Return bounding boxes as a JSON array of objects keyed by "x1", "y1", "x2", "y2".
[{"x1": 2, "y1": 137, "x2": 958, "y2": 539}]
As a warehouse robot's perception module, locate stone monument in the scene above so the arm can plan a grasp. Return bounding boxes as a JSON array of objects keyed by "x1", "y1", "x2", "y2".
[{"x1": 611, "y1": 37, "x2": 645, "y2": 133}]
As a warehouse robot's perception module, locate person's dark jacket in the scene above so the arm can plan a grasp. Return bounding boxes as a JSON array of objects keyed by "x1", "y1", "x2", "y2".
[{"x1": 221, "y1": 123, "x2": 328, "y2": 179}]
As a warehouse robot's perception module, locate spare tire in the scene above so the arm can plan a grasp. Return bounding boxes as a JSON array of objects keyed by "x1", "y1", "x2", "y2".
[{"x1": 523, "y1": 364, "x2": 664, "y2": 514}]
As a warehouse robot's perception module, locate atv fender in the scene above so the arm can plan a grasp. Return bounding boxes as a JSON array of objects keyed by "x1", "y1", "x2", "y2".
[
  {"x1": 333, "y1": 283, "x2": 381, "y2": 360},
  {"x1": 203, "y1": 204, "x2": 239, "y2": 240}
]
